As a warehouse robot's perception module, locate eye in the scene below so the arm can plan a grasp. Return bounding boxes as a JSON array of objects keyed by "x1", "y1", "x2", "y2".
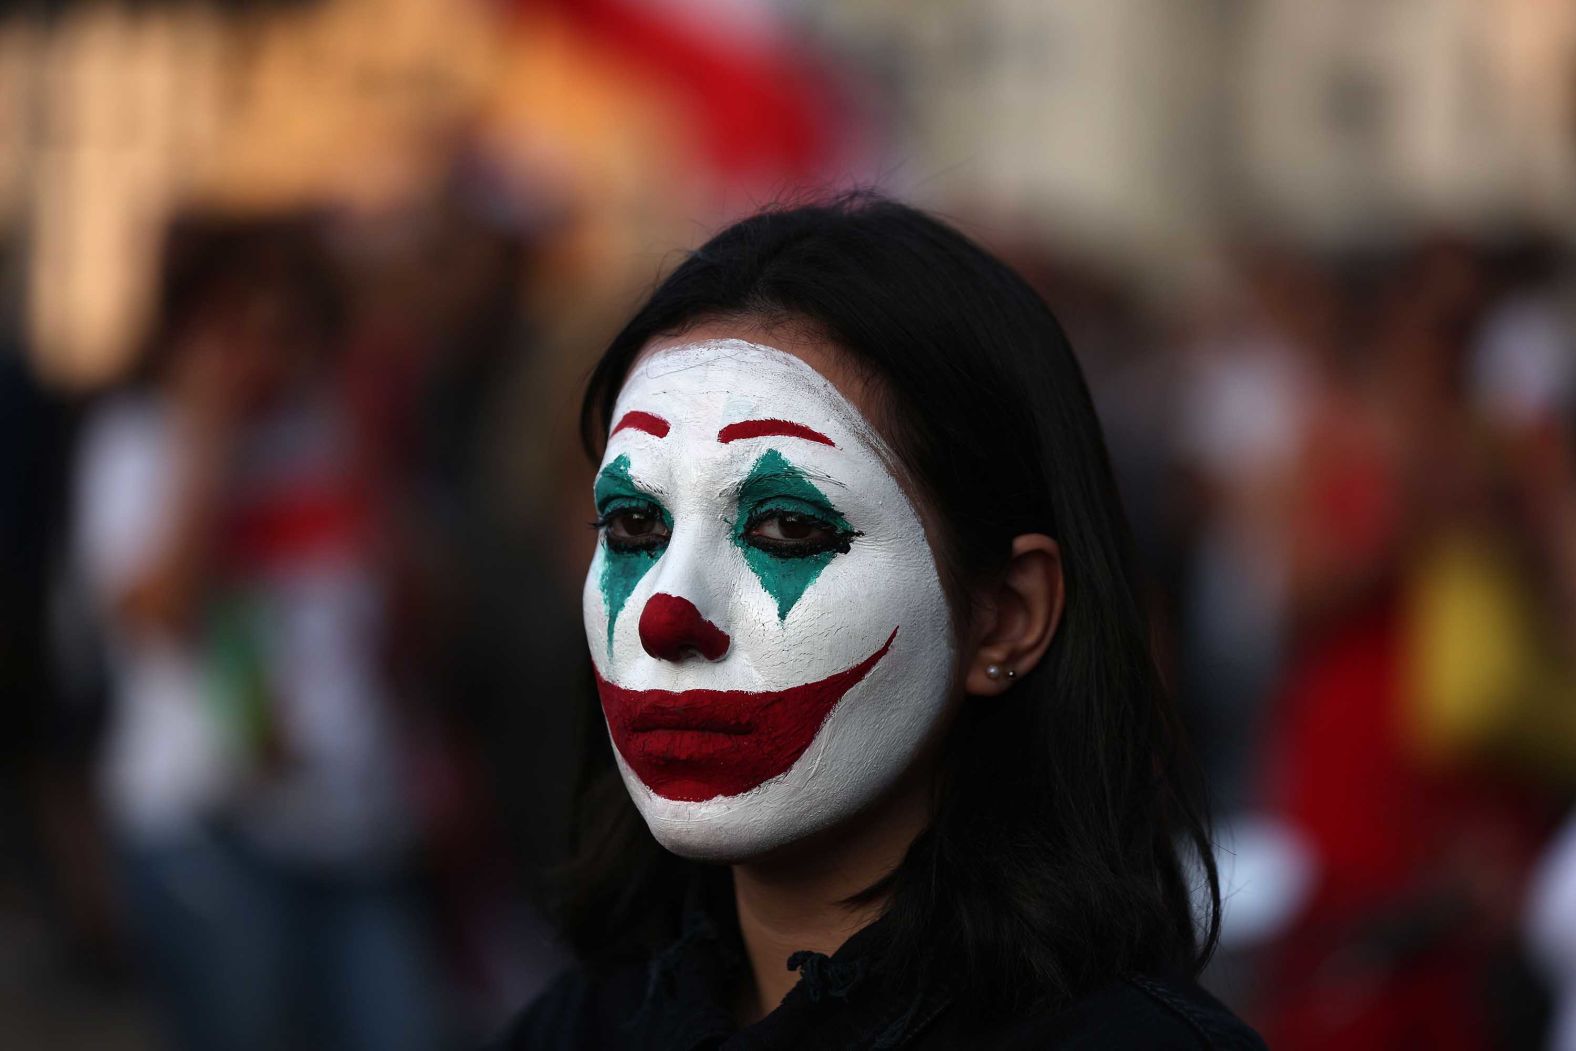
[
  {"x1": 596, "y1": 502, "x2": 671, "y2": 553},
  {"x1": 744, "y1": 509, "x2": 859, "y2": 558}
]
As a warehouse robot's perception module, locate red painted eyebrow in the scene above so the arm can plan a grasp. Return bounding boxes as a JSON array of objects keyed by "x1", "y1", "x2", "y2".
[
  {"x1": 717, "y1": 419, "x2": 836, "y2": 447},
  {"x1": 611, "y1": 411, "x2": 670, "y2": 439}
]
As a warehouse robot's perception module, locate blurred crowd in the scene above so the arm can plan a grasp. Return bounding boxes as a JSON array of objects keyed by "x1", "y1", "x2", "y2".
[
  {"x1": 3, "y1": 199, "x2": 588, "y2": 1048},
  {"x1": 1055, "y1": 234, "x2": 1576, "y2": 1049},
  {"x1": 2, "y1": 1, "x2": 1575, "y2": 1049}
]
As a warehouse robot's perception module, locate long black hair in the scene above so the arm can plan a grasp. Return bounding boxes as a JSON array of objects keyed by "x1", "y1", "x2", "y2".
[{"x1": 563, "y1": 192, "x2": 1219, "y2": 1018}]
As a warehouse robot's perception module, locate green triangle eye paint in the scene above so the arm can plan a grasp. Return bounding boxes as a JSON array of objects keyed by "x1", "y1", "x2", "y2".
[
  {"x1": 596, "y1": 454, "x2": 670, "y2": 653},
  {"x1": 733, "y1": 449, "x2": 855, "y2": 621}
]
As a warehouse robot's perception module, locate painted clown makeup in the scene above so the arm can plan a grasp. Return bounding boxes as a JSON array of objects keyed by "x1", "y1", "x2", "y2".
[{"x1": 582, "y1": 339, "x2": 956, "y2": 861}]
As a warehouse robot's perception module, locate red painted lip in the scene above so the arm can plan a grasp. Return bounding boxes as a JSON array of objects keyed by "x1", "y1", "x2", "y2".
[{"x1": 594, "y1": 627, "x2": 898, "y2": 802}]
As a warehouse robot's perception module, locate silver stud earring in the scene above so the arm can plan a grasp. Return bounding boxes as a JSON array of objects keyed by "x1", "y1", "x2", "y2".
[
  {"x1": 985, "y1": 664, "x2": 1003, "y2": 681},
  {"x1": 1005, "y1": 668, "x2": 1017, "y2": 680}
]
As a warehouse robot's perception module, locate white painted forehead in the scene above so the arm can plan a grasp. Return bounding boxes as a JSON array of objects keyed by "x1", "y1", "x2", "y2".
[{"x1": 612, "y1": 338, "x2": 889, "y2": 454}]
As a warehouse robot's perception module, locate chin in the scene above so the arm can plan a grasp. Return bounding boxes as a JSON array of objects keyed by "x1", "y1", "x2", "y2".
[
  {"x1": 647, "y1": 817, "x2": 776, "y2": 864},
  {"x1": 617, "y1": 755, "x2": 858, "y2": 864}
]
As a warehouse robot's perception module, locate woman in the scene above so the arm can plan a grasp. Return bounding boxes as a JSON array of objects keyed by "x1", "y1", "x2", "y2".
[{"x1": 503, "y1": 195, "x2": 1263, "y2": 1048}]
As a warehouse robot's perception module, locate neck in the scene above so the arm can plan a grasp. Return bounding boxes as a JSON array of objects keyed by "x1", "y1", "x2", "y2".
[{"x1": 729, "y1": 762, "x2": 933, "y2": 1024}]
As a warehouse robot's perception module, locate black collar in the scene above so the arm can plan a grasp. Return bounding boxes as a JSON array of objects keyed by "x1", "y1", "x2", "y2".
[{"x1": 622, "y1": 875, "x2": 951, "y2": 1051}]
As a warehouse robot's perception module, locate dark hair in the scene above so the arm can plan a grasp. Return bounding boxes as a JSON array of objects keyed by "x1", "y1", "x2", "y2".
[
  {"x1": 139, "y1": 213, "x2": 343, "y2": 382},
  {"x1": 565, "y1": 193, "x2": 1219, "y2": 1018}
]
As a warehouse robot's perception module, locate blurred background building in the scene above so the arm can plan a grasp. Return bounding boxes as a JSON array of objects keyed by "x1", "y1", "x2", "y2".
[{"x1": 1, "y1": 0, "x2": 1573, "y2": 1047}]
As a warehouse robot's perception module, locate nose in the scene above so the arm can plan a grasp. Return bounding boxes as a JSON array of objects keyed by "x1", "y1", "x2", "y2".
[{"x1": 639, "y1": 593, "x2": 730, "y2": 662}]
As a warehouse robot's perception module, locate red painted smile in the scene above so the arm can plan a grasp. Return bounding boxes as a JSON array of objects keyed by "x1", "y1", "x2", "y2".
[{"x1": 595, "y1": 627, "x2": 899, "y2": 802}]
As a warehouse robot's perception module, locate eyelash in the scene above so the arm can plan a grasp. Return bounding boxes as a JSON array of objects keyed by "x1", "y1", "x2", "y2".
[
  {"x1": 740, "y1": 507, "x2": 862, "y2": 559},
  {"x1": 592, "y1": 500, "x2": 670, "y2": 554},
  {"x1": 592, "y1": 502, "x2": 862, "y2": 559}
]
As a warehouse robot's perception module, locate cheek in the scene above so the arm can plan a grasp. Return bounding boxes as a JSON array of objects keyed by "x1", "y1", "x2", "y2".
[
  {"x1": 797, "y1": 534, "x2": 942, "y2": 624},
  {"x1": 582, "y1": 547, "x2": 611, "y2": 647},
  {"x1": 731, "y1": 533, "x2": 947, "y2": 684}
]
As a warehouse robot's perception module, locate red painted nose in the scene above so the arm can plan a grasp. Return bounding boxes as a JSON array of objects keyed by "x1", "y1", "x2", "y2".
[{"x1": 639, "y1": 593, "x2": 730, "y2": 662}]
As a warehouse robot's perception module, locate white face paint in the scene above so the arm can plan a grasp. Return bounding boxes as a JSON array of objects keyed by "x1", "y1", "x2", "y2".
[{"x1": 582, "y1": 339, "x2": 957, "y2": 861}]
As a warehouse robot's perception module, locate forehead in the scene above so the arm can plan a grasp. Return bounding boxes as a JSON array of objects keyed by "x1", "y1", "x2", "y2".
[{"x1": 608, "y1": 339, "x2": 885, "y2": 457}]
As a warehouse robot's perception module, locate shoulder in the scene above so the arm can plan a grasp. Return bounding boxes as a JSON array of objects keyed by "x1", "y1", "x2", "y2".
[
  {"x1": 1106, "y1": 976, "x2": 1266, "y2": 1050},
  {"x1": 926, "y1": 975, "x2": 1266, "y2": 1051}
]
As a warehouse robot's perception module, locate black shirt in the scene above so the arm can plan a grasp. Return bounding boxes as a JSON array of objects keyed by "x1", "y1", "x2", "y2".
[{"x1": 495, "y1": 888, "x2": 1266, "y2": 1050}]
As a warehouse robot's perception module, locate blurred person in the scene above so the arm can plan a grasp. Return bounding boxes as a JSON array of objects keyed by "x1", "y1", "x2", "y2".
[
  {"x1": 499, "y1": 196, "x2": 1264, "y2": 1048},
  {"x1": 1168, "y1": 244, "x2": 1402, "y2": 854},
  {"x1": 1170, "y1": 247, "x2": 1332, "y2": 814},
  {"x1": 1407, "y1": 238, "x2": 1576, "y2": 784},
  {"x1": 334, "y1": 167, "x2": 580, "y2": 1027},
  {"x1": 1256, "y1": 238, "x2": 1564, "y2": 1050},
  {"x1": 72, "y1": 217, "x2": 445, "y2": 1051},
  {"x1": 1471, "y1": 238, "x2": 1576, "y2": 1051},
  {"x1": 1164, "y1": 248, "x2": 1365, "y2": 1013},
  {"x1": 1471, "y1": 237, "x2": 1576, "y2": 664}
]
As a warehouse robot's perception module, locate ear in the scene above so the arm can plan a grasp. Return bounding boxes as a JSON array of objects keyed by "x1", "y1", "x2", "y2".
[{"x1": 964, "y1": 534, "x2": 1064, "y2": 696}]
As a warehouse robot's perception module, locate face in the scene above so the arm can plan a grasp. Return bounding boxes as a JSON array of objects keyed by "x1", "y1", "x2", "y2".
[{"x1": 582, "y1": 337, "x2": 957, "y2": 861}]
